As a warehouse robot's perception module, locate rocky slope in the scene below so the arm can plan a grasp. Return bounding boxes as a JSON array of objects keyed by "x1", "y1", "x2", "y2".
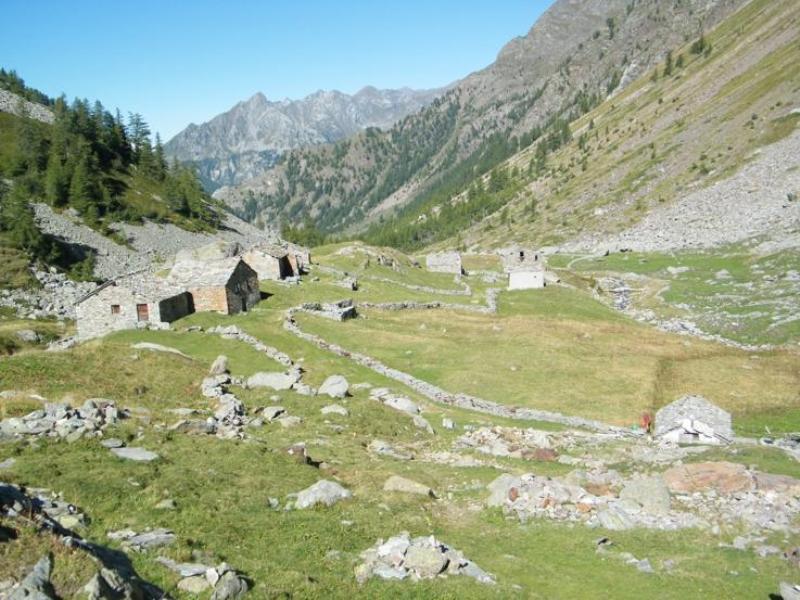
[
  {"x1": 165, "y1": 86, "x2": 443, "y2": 191},
  {"x1": 214, "y1": 0, "x2": 747, "y2": 233},
  {"x1": 444, "y1": 0, "x2": 800, "y2": 253}
]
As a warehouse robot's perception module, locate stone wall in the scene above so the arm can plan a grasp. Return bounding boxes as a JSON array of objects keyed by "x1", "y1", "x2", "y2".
[
  {"x1": 426, "y1": 252, "x2": 462, "y2": 274},
  {"x1": 76, "y1": 285, "x2": 174, "y2": 340},
  {"x1": 509, "y1": 271, "x2": 545, "y2": 290},
  {"x1": 190, "y1": 286, "x2": 230, "y2": 313}
]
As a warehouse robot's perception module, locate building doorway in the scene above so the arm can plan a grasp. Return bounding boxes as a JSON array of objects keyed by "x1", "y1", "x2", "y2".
[{"x1": 136, "y1": 304, "x2": 149, "y2": 321}]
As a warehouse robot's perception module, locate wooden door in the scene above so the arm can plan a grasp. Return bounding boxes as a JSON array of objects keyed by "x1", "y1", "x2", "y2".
[{"x1": 136, "y1": 303, "x2": 149, "y2": 321}]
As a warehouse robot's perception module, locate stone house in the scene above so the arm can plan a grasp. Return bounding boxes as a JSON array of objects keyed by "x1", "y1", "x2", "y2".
[
  {"x1": 168, "y1": 258, "x2": 261, "y2": 314},
  {"x1": 75, "y1": 271, "x2": 192, "y2": 340},
  {"x1": 426, "y1": 252, "x2": 463, "y2": 274},
  {"x1": 283, "y1": 242, "x2": 310, "y2": 274},
  {"x1": 242, "y1": 244, "x2": 293, "y2": 280},
  {"x1": 500, "y1": 247, "x2": 546, "y2": 290},
  {"x1": 654, "y1": 395, "x2": 733, "y2": 444}
]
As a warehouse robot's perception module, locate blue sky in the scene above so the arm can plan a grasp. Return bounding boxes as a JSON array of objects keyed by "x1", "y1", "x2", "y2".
[{"x1": 1, "y1": 1, "x2": 553, "y2": 140}]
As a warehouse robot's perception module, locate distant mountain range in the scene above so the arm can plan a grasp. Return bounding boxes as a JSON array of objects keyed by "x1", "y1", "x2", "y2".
[{"x1": 164, "y1": 86, "x2": 444, "y2": 190}]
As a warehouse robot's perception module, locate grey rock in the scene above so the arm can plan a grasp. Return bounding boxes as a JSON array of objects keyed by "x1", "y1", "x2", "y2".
[
  {"x1": 209, "y1": 355, "x2": 230, "y2": 376},
  {"x1": 321, "y1": 404, "x2": 349, "y2": 417},
  {"x1": 261, "y1": 406, "x2": 286, "y2": 421},
  {"x1": 619, "y1": 476, "x2": 671, "y2": 516},
  {"x1": 15, "y1": 329, "x2": 40, "y2": 343},
  {"x1": 404, "y1": 544, "x2": 448, "y2": 578},
  {"x1": 412, "y1": 414, "x2": 434, "y2": 434},
  {"x1": 655, "y1": 395, "x2": 733, "y2": 444},
  {"x1": 111, "y1": 528, "x2": 176, "y2": 551},
  {"x1": 367, "y1": 439, "x2": 413, "y2": 461},
  {"x1": 178, "y1": 575, "x2": 211, "y2": 593},
  {"x1": 294, "y1": 480, "x2": 352, "y2": 509},
  {"x1": 9, "y1": 555, "x2": 55, "y2": 600},
  {"x1": 110, "y1": 447, "x2": 159, "y2": 462},
  {"x1": 781, "y1": 582, "x2": 800, "y2": 600},
  {"x1": 210, "y1": 570, "x2": 248, "y2": 600},
  {"x1": 318, "y1": 375, "x2": 349, "y2": 398},
  {"x1": 0, "y1": 457, "x2": 16, "y2": 470},
  {"x1": 100, "y1": 438, "x2": 124, "y2": 449},
  {"x1": 278, "y1": 415, "x2": 303, "y2": 428},
  {"x1": 383, "y1": 475, "x2": 434, "y2": 497},
  {"x1": 156, "y1": 557, "x2": 209, "y2": 577},
  {"x1": 441, "y1": 418, "x2": 455, "y2": 430},
  {"x1": 597, "y1": 504, "x2": 635, "y2": 531},
  {"x1": 246, "y1": 371, "x2": 298, "y2": 391}
]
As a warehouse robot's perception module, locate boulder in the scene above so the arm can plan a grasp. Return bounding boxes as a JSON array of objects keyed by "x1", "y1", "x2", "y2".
[
  {"x1": 209, "y1": 355, "x2": 229, "y2": 376},
  {"x1": 210, "y1": 570, "x2": 248, "y2": 600},
  {"x1": 780, "y1": 582, "x2": 800, "y2": 600},
  {"x1": 655, "y1": 395, "x2": 732, "y2": 444},
  {"x1": 383, "y1": 475, "x2": 435, "y2": 497},
  {"x1": 318, "y1": 375, "x2": 349, "y2": 398},
  {"x1": 486, "y1": 474, "x2": 522, "y2": 507},
  {"x1": 294, "y1": 480, "x2": 352, "y2": 509},
  {"x1": 619, "y1": 476, "x2": 671, "y2": 515},
  {"x1": 261, "y1": 406, "x2": 286, "y2": 421},
  {"x1": 663, "y1": 462, "x2": 753, "y2": 494},
  {"x1": 15, "y1": 329, "x2": 40, "y2": 343},
  {"x1": 246, "y1": 371, "x2": 299, "y2": 391},
  {"x1": 321, "y1": 404, "x2": 349, "y2": 417},
  {"x1": 110, "y1": 447, "x2": 159, "y2": 462},
  {"x1": 597, "y1": 503, "x2": 635, "y2": 531}
]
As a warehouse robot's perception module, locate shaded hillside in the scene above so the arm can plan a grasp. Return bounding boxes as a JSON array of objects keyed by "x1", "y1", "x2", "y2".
[
  {"x1": 216, "y1": 0, "x2": 747, "y2": 236},
  {"x1": 165, "y1": 86, "x2": 444, "y2": 191}
]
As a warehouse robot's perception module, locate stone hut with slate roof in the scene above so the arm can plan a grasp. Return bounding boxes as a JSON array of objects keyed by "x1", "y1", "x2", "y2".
[
  {"x1": 655, "y1": 395, "x2": 733, "y2": 445},
  {"x1": 75, "y1": 271, "x2": 192, "y2": 341},
  {"x1": 242, "y1": 244, "x2": 293, "y2": 280},
  {"x1": 168, "y1": 257, "x2": 260, "y2": 314}
]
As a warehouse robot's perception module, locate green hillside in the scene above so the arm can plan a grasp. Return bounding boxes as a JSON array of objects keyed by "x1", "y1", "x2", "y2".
[{"x1": 0, "y1": 70, "x2": 222, "y2": 283}]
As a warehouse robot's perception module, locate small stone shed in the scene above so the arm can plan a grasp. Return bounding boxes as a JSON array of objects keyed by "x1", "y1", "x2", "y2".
[
  {"x1": 655, "y1": 395, "x2": 733, "y2": 445},
  {"x1": 168, "y1": 258, "x2": 261, "y2": 314},
  {"x1": 242, "y1": 244, "x2": 293, "y2": 280},
  {"x1": 283, "y1": 242, "x2": 310, "y2": 274},
  {"x1": 75, "y1": 271, "x2": 191, "y2": 340},
  {"x1": 426, "y1": 252, "x2": 463, "y2": 274}
]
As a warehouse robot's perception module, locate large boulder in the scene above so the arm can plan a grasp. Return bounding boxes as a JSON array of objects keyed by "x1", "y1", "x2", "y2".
[
  {"x1": 246, "y1": 371, "x2": 299, "y2": 391},
  {"x1": 655, "y1": 395, "x2": 732, "y2": 444},
  {"x1": 663, "y1": 462, "x2": 753, "y2": 494},
  {"x1": 9, "y1": 555, "x2": 55, "y2": 600},
  {"x1": 294, "y1": 480, "x2": 351, "y2": 509}
]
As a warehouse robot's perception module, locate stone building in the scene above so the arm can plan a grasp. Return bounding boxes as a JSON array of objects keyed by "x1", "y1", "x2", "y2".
[
  {"x1": 655, "y1": 395, "x2": 733, "y2": 444},
  {"x1": 75, "y1": 271, "x2": 192, "y2": 340},
  {"x1": 283, "y1": 242, "x2": 311, "y2": 274},
  {"x1": 500, "y1": 247, "x2": 546, "y2": 290},
  {"x1": 426, "y1": 252, "x2": 463, "y2": 274},
  {"x1": 168, "y1": 258, "x2": 261, "y2": 314},
  {"x1": 242, "y1": 244, "x2": 293, "y2": 280}
]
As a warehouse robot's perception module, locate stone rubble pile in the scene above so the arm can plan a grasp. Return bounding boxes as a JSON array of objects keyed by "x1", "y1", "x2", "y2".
[
  {"x1": 0, "y1": 481, "x2": 164, "y2": 598},
  {"x1": 0, "y1": 398, "x2": 122, "y2": 442},
  {"x1": 354, "y1": 533, "x2": 494, "y2": 584},
  {"x1": 0, "y1": 267, "x2": 97, "y2": 321},
  {"x1": 487, "y1": 461, "x2": 800, "y2": 535},
  {"x1": 208, "y1": 325, "x2": 293, "y2": 367},
  {"x1": 157, "y1": 557, "x2": 249, "y2": 597}
]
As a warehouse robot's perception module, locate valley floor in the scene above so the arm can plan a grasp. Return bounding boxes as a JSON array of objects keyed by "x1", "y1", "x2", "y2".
[{"x1": 1, "y1": 244, "x2": 800, "y2": 598}]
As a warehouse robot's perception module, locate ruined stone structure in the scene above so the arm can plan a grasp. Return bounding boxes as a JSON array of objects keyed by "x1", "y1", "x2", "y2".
[
  {"x1": 243, "y1": 244, "x2": 292, "y2": 280},
  {"x1": 75, "y1": 271, "x2": 191, "y2": 340},
  {"x1": 426, "y1": 252, "x2": 463, "y2": 274},
  {"x1": 500, "y1": 247, "x2": 547, "y2": 290},
  {"x1": 169, "y1": 258, "x2": 260, "y2": 314},
  {"x1": 655, "y1": 395, "x2": 733, "y2": 444}
]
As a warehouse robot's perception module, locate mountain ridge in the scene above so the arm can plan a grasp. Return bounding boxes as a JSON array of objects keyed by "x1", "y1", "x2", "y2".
[{"x1": 165, "y1": 84, "x2": 446, "y2": 190}]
